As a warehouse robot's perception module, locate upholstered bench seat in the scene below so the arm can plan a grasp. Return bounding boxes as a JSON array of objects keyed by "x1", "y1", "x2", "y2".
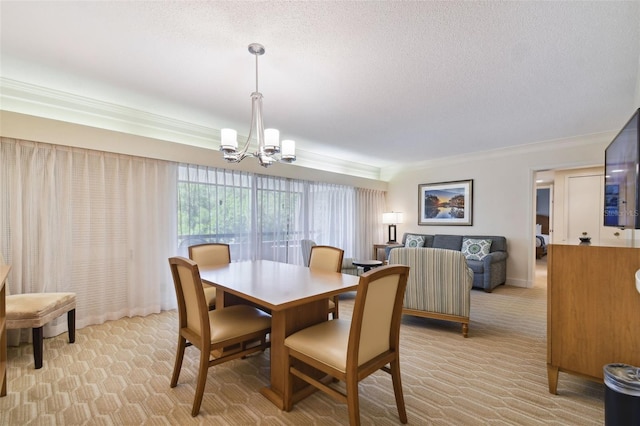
[{"x1": 7, "y1": 292, "x2": 77, "y2": 369}]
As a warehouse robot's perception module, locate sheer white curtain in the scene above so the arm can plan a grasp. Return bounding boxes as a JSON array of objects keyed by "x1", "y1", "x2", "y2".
[
  {"x1": 307, "y1": 182, "x2": 357, "y2": 258},
  {"x1": 0, "y1": 138, "x2": 177, "y2": 340},
  {"x1": 354, "y1": 187, "x2": 387, "y2": 260},
  {"x1": 177, "y1": 164, "x2": 386, "y2": 264}
]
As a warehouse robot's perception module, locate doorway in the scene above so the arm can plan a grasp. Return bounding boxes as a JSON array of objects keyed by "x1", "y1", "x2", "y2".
[{"x1": 534, "y1": 171, "x2": 553, "y2": 287}]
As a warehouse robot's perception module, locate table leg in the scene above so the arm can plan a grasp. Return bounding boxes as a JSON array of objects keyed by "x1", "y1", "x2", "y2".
[{"x1": 260, "y1": 299, "x2": 328, "y2": 409}]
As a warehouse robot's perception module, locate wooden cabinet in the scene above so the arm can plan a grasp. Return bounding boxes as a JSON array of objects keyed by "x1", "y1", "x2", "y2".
[
  {"x1": 547, "y1": 244, "x2": 640, "y2": 394},
  {"x1": 1, "y1": 264, "x2": 9, "y2": 397}
]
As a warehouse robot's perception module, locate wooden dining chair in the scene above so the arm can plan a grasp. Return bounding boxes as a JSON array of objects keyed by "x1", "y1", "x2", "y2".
[
  {"x1": 188, "y1": 243, "x2": 231, "y2": 310},
  {"x1": 168, "y1": 256, "x2": 271, "y2": 417},
  {"x1": 308, "y1": 245, "x2": 344, "y2": 319},
  {"x1": 283, "y1": 264, "x2": 410, "y2": 426}
]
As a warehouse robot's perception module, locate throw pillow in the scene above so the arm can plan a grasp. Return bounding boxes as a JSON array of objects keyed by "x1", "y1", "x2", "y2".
[
  {"x1": 461, "y1": 238, "x2": 492, "y2": 261},
  {"x1": 405, "y1": 234, "x2": 425, "y2": 248}
]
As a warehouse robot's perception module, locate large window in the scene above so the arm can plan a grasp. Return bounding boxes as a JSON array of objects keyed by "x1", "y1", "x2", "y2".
[
  {"x1": 177, "y1": 164, "x2": 365, "y2": 264},
  {"x1": 177, "y1": 166, "x2": 253, "y2": 259}
]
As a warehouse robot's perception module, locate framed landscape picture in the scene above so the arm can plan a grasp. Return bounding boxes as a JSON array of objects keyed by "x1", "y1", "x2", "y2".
[{"x1": 418, "y1": 179, "x2": 473, "y2": 226}]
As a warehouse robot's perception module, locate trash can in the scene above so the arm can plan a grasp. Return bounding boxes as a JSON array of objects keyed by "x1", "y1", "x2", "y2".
[{"x1": 604, "y1": 363, "x2": 640, "y2": 426}]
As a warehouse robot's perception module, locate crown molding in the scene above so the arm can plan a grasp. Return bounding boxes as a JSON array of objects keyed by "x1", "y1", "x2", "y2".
[
  {"x1": 379, "y1": 131, "x2": 614, "y2": 181},
  {"x1": 0, "y1": 77, "x2": 382, "y2": 181}
]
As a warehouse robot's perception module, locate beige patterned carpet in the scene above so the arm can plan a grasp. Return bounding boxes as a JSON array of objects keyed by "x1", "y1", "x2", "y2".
[{"x1": 1, "y1": 261, "x2": 604, "y2": 425}]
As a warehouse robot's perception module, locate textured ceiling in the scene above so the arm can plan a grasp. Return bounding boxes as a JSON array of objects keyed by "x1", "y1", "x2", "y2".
[{"x1": 1, "y1": 1, "x2": 639, "y2": 170}]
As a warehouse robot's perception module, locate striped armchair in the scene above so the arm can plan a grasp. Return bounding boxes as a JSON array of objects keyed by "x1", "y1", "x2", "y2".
[{"x1": 389, "y1": 247, "x2": 473, "y2": 337}]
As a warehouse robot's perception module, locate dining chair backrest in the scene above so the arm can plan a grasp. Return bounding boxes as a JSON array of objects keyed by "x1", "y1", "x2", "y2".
[
  {"x1": 309, "y1": 245, "x2": 344, "y2": 273},
  {"x1": 349, "y1": 264, "x2": 409, "y2": 367},
  {"x1": 188, "y1": 243, "x2": 231, "y2": 267},
  {"x1": 169, "y1": 256, "x2": 208, "y2": 343}
]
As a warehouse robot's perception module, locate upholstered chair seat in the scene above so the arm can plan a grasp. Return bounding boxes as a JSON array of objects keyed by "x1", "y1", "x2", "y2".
[
  {"x1": 284, "y1": 319, "x2": 351, "y2": 371},
  {"x1": 6, "y1": 292, "x2": 77, "y2": 369}
]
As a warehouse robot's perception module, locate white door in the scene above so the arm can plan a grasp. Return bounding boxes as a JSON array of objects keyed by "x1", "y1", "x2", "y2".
[
  {"x1": 566, "y1": 174, "x2": 601, "y2": 245},
  {"x1": 566, "y1": 174, "x2": 631, "y2": 247}
]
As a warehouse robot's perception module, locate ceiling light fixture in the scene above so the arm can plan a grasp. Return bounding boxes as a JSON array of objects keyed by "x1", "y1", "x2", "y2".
[{"x1": 219, "y1": 43, "x2": 296, "y2": 168}]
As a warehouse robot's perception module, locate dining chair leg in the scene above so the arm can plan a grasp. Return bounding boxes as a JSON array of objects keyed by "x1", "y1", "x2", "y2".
[
  {"x1": 170, "y1": 337, "x2": 187, "y2": 388},
  {"x1": 346, "y1": 376, "x2": 360, "y2": 426},
  {"x1": 191, "y1": 350, "x2": 209, "y2": 416},
  {"x1": 333, "y1": 296, "x2": 340, "y2": 319},
  {"x1": 67, "y1": 309, "x2": 76, "y2": 343},
  {"x1": 390, "y1": 358, "x2": 408, "y2": 423},
  {"x1": 32, "y1": 326, "x2": 44, "y2": 369}
]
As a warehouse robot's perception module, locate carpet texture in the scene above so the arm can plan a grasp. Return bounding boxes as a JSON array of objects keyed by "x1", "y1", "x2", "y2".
[{"x1": 1, "y1": 262, "x2": 604, "y2": 425}]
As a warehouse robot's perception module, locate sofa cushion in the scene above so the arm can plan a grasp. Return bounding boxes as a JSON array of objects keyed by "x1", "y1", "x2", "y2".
[
  {"x1": 433, "y1": 235, "x2": 463, "y2": 251},
  {"x1": 464, "y1": 235, "x2": 507, "y2": 253},
  {"x1": 461, "y1": 238, "x2": 493, "y2": 261},
  {"x1": 405, "y1": 234, "x2": 425, "y2": 247}
]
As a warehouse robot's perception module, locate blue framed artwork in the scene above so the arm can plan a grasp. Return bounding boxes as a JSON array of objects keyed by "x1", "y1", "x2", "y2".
[{"x1": 418, "y1": 179, "x2": 473, "y2": 226}]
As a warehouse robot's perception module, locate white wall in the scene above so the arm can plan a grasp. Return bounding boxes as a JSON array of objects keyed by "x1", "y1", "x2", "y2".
[{"x1": 383, "y1": 133, "x2": 614, "y2": 288}]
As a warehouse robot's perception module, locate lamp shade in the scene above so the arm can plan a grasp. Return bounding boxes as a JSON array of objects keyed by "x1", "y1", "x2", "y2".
[
  {"x1": 281, "y1": 140, "x2": 295, "y2": 157},
  {"x1": 220, "y1": 128, "x2": 238, "y2": 150},
  {"x1": 264, "y1": 128, "x2": 280, "y2": 149},
  {"x1": 382, "y1": 212, "x2": 403, "y2": 224}
]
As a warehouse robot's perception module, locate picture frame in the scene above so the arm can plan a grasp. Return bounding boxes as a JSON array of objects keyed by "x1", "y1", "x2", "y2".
[{"x1": 418, "y1": 179, "x2": 473, "y2": 226}]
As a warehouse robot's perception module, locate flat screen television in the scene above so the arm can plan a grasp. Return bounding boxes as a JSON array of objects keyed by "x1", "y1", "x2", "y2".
[{"x1": 604, "y1": 108, "x2": 640, "y2": 228}]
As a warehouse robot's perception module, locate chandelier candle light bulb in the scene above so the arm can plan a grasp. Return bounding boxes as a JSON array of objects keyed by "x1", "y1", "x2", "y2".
[
  {"x1": 281, "y1": 140, "x2": 296, "y2": 161},
  {"x1": 218, "y1": 43, "x2": 296, "y2": 167},
  {"x1": 220, "y1": 129, "x2": 238, "y2": 152},
  {"x1": 264, "y1": 129, "x2": 280, "y2": 153}
]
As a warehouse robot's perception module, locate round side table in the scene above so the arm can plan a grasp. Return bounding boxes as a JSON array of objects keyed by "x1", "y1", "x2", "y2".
[{"x1": 352, "y1": 259, "x2": 383, "y2": 272}]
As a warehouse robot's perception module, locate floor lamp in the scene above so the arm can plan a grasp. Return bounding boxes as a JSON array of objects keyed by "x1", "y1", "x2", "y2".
[{"x1": 383, "y1": 212, "x2": 403, "y2": 243}]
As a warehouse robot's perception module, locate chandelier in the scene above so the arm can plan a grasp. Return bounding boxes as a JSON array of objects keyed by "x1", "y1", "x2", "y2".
[{"x1": 219, "y1": 43, "x2": 296, "y2": 167}]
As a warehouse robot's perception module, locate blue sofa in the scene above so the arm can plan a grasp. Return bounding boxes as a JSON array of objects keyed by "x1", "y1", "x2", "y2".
[{"x1": 386, "y1": 233, "x2": 508, "y2": 292}]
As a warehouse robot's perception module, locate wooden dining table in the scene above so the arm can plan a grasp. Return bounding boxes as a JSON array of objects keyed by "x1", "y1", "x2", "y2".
[{"x1": 199, "y1": 260, "x2": 360, "y2": 409}]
